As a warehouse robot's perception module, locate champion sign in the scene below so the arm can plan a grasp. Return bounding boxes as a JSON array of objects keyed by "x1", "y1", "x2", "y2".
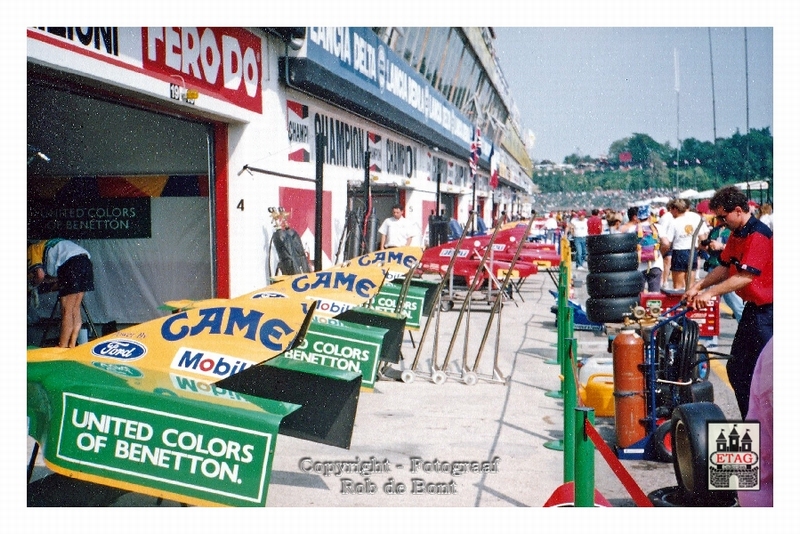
[{"x1": 91, "y1": 339, "x2": 148, "y2": 361}]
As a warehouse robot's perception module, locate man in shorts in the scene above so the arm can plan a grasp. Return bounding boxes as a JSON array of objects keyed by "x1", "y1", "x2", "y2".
[
  {"x1": 660, "y1": 198, "x2": 708, "y2": 290},
  {"x1": 28, "y1": 239, "x2": 94, "y2": 348}
]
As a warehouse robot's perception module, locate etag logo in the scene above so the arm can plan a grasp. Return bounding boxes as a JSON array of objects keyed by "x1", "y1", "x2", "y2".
[
  {"x1": 707, "y1": 421, "x2": 761, "y2": 491},
  {"x1": 91, "y1": 339, "x2": 148, "y2": 361}
]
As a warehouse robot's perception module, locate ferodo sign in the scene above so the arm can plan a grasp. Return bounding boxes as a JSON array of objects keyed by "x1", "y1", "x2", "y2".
[
  {"x1": 56, "y1": 393, "x2": 276, "y2": 506},
  {"x1": 143, "y1": 27, "x2": 262, "y2": 113},
  {"x1": 28, "y1": 27, "x2": 263, "y2": 113}
]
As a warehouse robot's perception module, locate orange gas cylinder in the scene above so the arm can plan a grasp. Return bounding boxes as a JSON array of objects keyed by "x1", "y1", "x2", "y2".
[{"x1": 612, "y1": 326, "x2": 647, "y2": 448}]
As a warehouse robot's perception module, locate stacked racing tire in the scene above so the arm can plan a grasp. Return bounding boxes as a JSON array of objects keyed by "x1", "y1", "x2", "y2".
[{"x1": 584, "y1": 233, "x2": 643, "y2": 323}]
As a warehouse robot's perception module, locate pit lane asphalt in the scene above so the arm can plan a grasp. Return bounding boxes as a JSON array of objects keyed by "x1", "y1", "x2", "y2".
[{"x1": 26, "y1": 267, "x2": 741, "y2": 507}]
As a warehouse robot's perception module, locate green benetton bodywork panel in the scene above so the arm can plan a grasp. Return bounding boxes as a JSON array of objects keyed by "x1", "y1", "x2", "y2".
[
  {"x1": 274, "y1": 316, "x2": 388, "y2": 388},
  {"x1": 28, "y1": 359, "x2": 300, "y2": 507},
  {"x1": 369, "y1": 282, "x2": 429, "y2": 329}
]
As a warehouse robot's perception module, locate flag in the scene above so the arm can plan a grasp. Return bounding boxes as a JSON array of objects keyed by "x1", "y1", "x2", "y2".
[
  {"x1": 470, "y1": 127, "x2": 481, "y2": 176},
  {"x1": 489, "y1": 144, "x2": 499, "y2": 189}
]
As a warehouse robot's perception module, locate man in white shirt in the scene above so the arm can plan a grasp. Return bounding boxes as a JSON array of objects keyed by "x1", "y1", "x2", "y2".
[
  {"x1": 379, "y1": 204, "x2": 415, "y2": 249},
  {"x1": 569, "y1": 210, "x2": 589, "y2": 270},
  {"x1": 544, "y1": 213, "x2": 558, "y2": 243},
  {"x1": 660, "y1": 199, "x2": 708, "y2": 290}
]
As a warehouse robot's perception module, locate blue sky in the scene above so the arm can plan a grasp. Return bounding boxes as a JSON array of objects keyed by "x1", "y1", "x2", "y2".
[{"x1": 492, "y1": 27, "x2": 773, "y2": 163}]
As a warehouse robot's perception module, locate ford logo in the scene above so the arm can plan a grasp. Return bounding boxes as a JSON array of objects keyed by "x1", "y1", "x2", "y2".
[{"x1": 91, "y1": 339, "x2": 148, "y2": 361}]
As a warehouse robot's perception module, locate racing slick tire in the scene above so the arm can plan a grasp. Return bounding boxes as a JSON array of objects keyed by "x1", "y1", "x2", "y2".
[
  {"x1": 586, "y1": 233, "x2": 638, "y2": 255},
  {"x1": 585, "y1": 296, "x2": 640, "y2": 323},
  {"x1": 587, "y1": 251, "x2": 640, "y2": 273},
  {"x1": 586, "y1": 271, "x2": 645, "y2": 299},
  {"x1": 671, "y1": 402, "x2": 735, "y2": 504}
]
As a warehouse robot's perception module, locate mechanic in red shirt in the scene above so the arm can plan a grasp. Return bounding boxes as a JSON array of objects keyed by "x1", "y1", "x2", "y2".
[
  {"x1": 586, "y1": 208, "x2": 604, "y2": 235},
  {"x1": 685, "y1": 186, "x2": 772, "y2": 418}
]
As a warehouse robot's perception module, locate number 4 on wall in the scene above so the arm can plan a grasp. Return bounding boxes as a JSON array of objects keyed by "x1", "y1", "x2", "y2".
[{"x1": 236, "y1": 199, "x2": 244, "y2": 211}]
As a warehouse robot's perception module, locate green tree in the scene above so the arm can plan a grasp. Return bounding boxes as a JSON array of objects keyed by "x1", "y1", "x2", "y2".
[
  {"x1": 608, "y1": 133, "x2": 668, "y2": 166},
  {"x1": 680, "y1": 138, "x2": 716, "y2": 170},
  {"x1": 627, "y1": 133, "x2": 664, "y2": 166},
  {"x1": 532, "y1": 128, "x2": 771, "y2": 195}
]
